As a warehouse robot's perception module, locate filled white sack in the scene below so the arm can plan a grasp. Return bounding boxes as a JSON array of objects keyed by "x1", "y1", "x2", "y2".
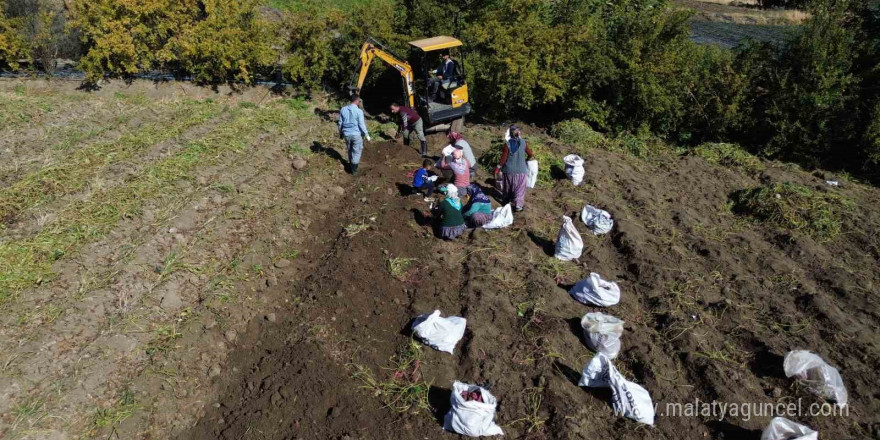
[
  {"x1": 569, "y1": 273, "x2": 621, "y2": 307},
  {"x1": 526, "y1": 160, "x2": 539, "y2": 189},
  {"x1": 555, "y1": 216, "x2": 583, "y2": 261},
  {"x1": 579, "y1": 353, "x2": 655, "y2": 425},
  {"x1": 581, "y1": 312, "x2": 625, "y2": 359},
  {"x1": 784, "y1": 350, "x2": 847, "y2": 406},
  {"x1": 412, "y1": 310, "x2": 466, "y2": 354},
  {"x1": 761, "y1": 417, "x2": 818, "y2": 440},
  {"x1": 563, "y1": 154, "x2": 585, "y2": 186},
  {"x1": 581, "y1": 205, "x2": 614, "y2": 235},
  {"x1": 483, "y1": 204, "x2": 514, "y2": 230},
  {"x1": 444, "y1": 381, "x2": 504, "y2": 437}
]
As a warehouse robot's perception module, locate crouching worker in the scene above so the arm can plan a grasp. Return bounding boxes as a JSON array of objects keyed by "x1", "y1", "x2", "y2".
[
  {"x1": 412, "y1": 159, "x2": 438, "y2": 202},
  {"x1": 463, "y1": 184, "x2": 493, "y2": 227},
  {"x1": 391, "y1": 103, "x2": 428, "y2": 157},
  {"x1": 435, "y1": 184, "x2": 466, "y2": 240}
]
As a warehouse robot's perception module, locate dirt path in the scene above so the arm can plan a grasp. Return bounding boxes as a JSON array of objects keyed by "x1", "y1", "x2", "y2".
[{"x1": 180, "y1": 139, "x2": 468, "y2": 439}]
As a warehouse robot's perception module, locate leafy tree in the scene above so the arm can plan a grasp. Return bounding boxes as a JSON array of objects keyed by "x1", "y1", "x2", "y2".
[
  {"x1": 70, "y1": 0, "x2": 196, "y2": 81},
  {"x1": 163, "y1": 0, "x2": 276, "y2": 84},
  {"x1": 0, "y1": 1, "x2": 29, "y2": 70}
]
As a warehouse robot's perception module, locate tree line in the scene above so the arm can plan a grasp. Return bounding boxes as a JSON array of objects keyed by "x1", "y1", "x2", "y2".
[{"x1": 1, "y1": 0, "x2": 878, "y2": 181}]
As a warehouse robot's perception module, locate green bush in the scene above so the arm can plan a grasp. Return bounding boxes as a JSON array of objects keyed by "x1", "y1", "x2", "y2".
[
  {"x1": 280, "y1": 11, "x2": 333, "y2": 88},
  {"x1": 730, "y1": 182, "x2": 853, "y2": 240},
  {"x1": 550, "y1": 119, "x2": 604, "y2": 148},
  {"x1": 693, "y1": 143, "x2": 765, "y2": 174},
  {"x1": 164, "y1": 0, "x2": 276, "y2": 84},
  {"x1": 0, "y1": 2, "x2": 28, "y2": 69},
  {"x1": 70, "y1": 0, "x2": 275, "y2": 83},
  {"x1": 733, "y1": 0, "x2": 879, "y2": 179}
]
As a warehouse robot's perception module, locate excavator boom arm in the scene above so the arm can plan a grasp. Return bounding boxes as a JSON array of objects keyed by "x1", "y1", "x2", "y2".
[{"x1": 351, "y1": 39, "x2": 416, "y2": 108}]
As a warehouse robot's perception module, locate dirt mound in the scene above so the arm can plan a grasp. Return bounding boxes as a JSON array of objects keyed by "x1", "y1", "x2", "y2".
[{"x1": 181, "y1": 134, "x2": 880, "y2": 439}]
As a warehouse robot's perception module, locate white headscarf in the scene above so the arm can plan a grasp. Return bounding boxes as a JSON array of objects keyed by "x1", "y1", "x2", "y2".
[{"x1": 444, "y1": 184, "x2": 458, "y2": 198}]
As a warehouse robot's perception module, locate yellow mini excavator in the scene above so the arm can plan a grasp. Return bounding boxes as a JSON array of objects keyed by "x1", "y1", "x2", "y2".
[{"x1": 350, "y1": 36, "x2": 472, "y2": 132}]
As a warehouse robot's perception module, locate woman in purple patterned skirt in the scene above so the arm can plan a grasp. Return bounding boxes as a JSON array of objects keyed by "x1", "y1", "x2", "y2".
[{"x1": 494, "y1": 125, "x2": 534, "y2": 212}]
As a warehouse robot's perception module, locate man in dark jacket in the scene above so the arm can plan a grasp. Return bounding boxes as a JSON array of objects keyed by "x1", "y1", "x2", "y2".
[
  {"x1": 428, "y1": 52, "x2": 456, "y2": 102},
  {"x1": 391, "y1": 103, "x2": 428, "y2": 157}
]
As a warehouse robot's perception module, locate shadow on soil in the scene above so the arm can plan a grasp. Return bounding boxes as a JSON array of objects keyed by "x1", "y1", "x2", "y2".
[
  {"x1": 707, "y1": 421, "x2": 762, "y2": 440},
  {"x1": 528, "y1": 230, "x2": 556, "y2": 257},
  {"x1": 311, "y1": 141, "x2": 346, "y2": 168},
  {"x1": 428, "y1": 386, "x2": 452, "y2": 427}
]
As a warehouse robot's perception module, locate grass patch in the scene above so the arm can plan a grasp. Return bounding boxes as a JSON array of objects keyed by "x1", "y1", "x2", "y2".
[
  {"x1": 693, "y1": 142, "x2": 765, "y2": 173},
  {"x1": 730, "y1": 182, "x2": 853, "y2": 240},
  {"x1": 145, "y1": 324, "x2": 183, "y2": 357},
  {"x1": 605, "y1": 131, "x2": 665, "y2": 158},
  {"x1": 350, "y1": 338, "x2": 432, "y2": 415},
  {"x1": 0, "y1": 99, "x2": 222, "y2": 223},
  {"x1": 508, "y1": 387, "x2": 548, "y2": 434},
  {"x1": 0, "y1": 103, "x2": 302, "y2": 305},
  {"x1": 387, "y1": 256, "x2": 416, "y2": 281},
  {"x1": 91, "y1": 389, "x2": 140, "y2": 434}
]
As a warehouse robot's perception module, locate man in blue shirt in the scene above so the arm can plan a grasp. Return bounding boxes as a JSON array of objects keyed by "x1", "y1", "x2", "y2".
[{"x1": 338, "y1": 94, "x2": 371, "y2": 175}]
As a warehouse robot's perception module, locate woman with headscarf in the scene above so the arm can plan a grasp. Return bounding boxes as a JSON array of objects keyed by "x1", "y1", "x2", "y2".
[
  {"x1": 435, "y1": 184, "x2": 467, "y2": 240},
  {"x1": 494, "y1": 125, "x2": 534, "y2": 212},
  {"x1": 439, "y1": 145, "x2": 471, "y2": 195},
  {"x1": 462, "y1": 184, "x2": 493, "y2": 227},
  {"x1": 447, "y1": 131, "x2": 477, "y2": 179}
]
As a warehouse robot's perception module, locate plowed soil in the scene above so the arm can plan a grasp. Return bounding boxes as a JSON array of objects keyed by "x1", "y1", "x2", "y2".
[
  {"x1": 181, "y1": 135, "x2": 880, "y2": 439},
  {"x1": 2, "y1": 79, "x2": 878, "y2": 440}
]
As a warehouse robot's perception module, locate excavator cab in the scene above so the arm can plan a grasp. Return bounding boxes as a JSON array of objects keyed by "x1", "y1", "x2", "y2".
[
  {"x1": 408, "y1": 36, "x2": 471, "y2": 129},
  {"x1": 350, "y1": 36, "x2": 471, "y2": 132}
]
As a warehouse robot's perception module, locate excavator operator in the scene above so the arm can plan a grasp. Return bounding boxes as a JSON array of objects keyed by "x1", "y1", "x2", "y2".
[{"x1": 428, "y1": 52, "x2": 456, "y2": 102}]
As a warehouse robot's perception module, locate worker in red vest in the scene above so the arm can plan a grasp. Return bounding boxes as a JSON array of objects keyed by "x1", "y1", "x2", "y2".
[{"x1": 391, "y1": 103, "x2": 428, "y2": 157}]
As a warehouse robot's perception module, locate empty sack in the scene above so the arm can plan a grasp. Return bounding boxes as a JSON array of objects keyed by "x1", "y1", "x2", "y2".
[
  {"x1": 526, "y1": 160, "x2": 539, "y2": 189},
  {"x1": 761, "y1": 417, "x2": 818, "y2": 440},
  {"x1": 412, "y1": 310, "x2": 466, "y2": 354},
  {"x1": 581, "y1": 205, "x2": 614, "y2": 235},
  {"x1": 569, "y1": 273, "x2": 621, "y2": 307},
  {"x1": 483, "y1": 204, "x2": 514, "y2": 230},
  {"x1": 579, "y1": 353, "x2": 655, "y2": 425}
]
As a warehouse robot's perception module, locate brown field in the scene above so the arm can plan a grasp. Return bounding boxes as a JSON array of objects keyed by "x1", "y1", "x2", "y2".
[
  {"x1": 674, "y1": 0, "x2": 807, "y2": 48},
  {"x1": 2, "y1": 79, "x2": 878, "y2": 440}
]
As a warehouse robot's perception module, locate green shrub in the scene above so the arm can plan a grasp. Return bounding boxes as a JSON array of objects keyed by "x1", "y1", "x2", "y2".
[
  {"x1": 0, "y1": 3, "x2": 29, "y2": 69},
  {"x1": 70, "y1": 0, "x2": 275, "y2": 83},
  {"x1": 164, "y1": 0, "x2": 276, "y2": 84},
  {"x1": 693, "y1": 143, "x2": 765, "y2": 174},
  {"x1": 730, "y1": 182, "x2": 853, "y2": 240},
  {"x1": 280, "y1": 10, "x2": 333, "y2": 88},
  {"x1": 600, "y1": 131, "x2": 667, "y2": 159},
  {"x1": 550, "y1": 119, "x2": 604, "y2": 148}
]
